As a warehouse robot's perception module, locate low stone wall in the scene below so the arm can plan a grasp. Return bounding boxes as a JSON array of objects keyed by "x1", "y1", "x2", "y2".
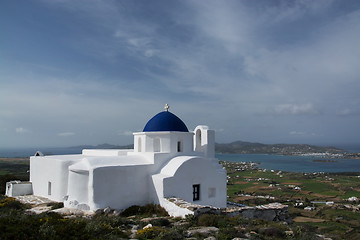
[
  {"x1": 224, "y1": 203, "x2": 292, "y2": 223},
  {"x1": 166, "y1": 198, "x2": 292, "y2": 224},
  {"x1": 6, "y1": 181, "x2": 33, "y2": 197}
]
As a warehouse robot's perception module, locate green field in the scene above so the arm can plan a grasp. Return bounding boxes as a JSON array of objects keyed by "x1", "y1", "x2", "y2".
[
  {"x1": 225, "y1": 162, "x2": 360, "y2": 202},
  {"x1": 1, "y1": 158, "x2": 360, "y2": 239},
  {"x1": 223, "y1": 161, "x2": 360, "y2": 239}
]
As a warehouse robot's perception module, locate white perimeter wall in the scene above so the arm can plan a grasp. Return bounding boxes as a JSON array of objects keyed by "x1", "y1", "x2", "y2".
[
  {"x1": 5, "y1": 182, "x2": 33, "y2": 197},
  {"x1": 30, "y1": 156, "x2": 73, "y2": 202}
]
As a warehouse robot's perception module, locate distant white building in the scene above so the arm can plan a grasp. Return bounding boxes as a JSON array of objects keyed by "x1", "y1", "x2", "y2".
[
  {"x1": 304, "y1": 206, "x2": 315, "y2": 211},
  {"x1": 8, "y1": 105, "x2": 227, "y2": 217},
  {"x1": 348, "y1": 196, "x2": 358, "y2": 202}
]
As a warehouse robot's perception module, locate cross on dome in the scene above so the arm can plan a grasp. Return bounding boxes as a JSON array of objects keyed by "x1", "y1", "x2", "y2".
[{"x1": 164, "y1": 104, "x2": 170, "y2": 112}]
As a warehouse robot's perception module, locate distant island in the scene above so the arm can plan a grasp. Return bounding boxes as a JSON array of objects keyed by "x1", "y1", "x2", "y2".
[
  {"x1": 71, "y1": 141, "x2": 360, "y2": 159},
  {"x1": 216, "y1": 141, "x2": 341, "y2": 155},
  {"x1": 215, "y1": 140, "x2": 360, "y2": 159}
]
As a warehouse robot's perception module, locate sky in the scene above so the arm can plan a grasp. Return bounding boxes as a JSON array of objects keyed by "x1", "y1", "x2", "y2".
[{"x1": 1, "y1": 0, "x2": 360, "y2": 148}]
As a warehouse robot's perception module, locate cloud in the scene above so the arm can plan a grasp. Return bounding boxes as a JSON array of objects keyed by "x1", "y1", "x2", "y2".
[
  {"x1": 274, "y1": 103, "x2": 318, "y2": 115},
  {"x1": 118, "y1": 131, "x2": 133, "y2": 136},
  {"x1": 337, "y1": 108, "x2": 358, "y2": 116},
  {"x1": 15, "y1": 127, "x2": 30, "y2": 134},
  {"x1": 290, "y1": 131, "x2": 305, "y2": 136},
  {"x1": 215, "y1": 128, "x2": 225, "y2": 133},
  {"x1": 265, "y1": 0, "x2": 335, "y2": 23},
  {"x1": 1, "y1": 0, "x2": 360, "y2": 147},
  {"x1": 289, "y1": 131, "x2": 316, "y2": 136},
  {"x1": 58, "y1": 132, "x2": 75, "y2": 137}
]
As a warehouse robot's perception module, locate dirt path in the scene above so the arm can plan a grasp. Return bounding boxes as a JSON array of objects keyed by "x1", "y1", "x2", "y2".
[{"x1": 293, "y1": 216, "x2": 325, "y2": 223}]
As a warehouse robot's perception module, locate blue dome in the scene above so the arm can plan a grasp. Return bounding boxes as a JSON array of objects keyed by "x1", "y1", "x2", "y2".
[{"x1": 143, "y1": 111, "x2": 189, "y2": 132}]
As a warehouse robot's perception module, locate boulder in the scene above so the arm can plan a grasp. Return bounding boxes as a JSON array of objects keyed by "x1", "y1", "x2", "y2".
[{"x1": 186, "y1": 227, "x2": 219, "y2": 237}]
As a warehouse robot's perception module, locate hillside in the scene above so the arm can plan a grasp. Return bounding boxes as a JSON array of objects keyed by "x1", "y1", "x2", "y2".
[
  {"x1": 72, "y1": 141, "x2": 346, "y2": 155},
  {"x1": 71, "y1": 143, "x2": 134, "y2": 149},
  {"x1": 215, "y1": 141, "x2": 345, "y2": 155}
]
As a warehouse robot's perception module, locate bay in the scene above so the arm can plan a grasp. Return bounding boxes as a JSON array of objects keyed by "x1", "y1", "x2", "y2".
[{"x1": 216, "y1": 153, "x2": 360, "y2": 173}]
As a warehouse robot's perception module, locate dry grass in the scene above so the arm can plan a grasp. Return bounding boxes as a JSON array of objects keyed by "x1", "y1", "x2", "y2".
[
  {"x1": 293, "y1": 217, "x2": 325, "y2": 223},
  {"x1": 0, "y1": 158, "x2": 29, "y2": 162},
  {"x1": 234, "y1": 181, "x2": 248, "y2": 184}
]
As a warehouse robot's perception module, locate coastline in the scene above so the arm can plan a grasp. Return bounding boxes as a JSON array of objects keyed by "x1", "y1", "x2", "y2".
[{"x1": 216, "y1": 153, "x2": 360, "y2": 173}]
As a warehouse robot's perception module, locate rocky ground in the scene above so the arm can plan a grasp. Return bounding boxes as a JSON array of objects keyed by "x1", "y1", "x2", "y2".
[{"x1": 1, "y1": 195, "x2": 334, "y2": 239}]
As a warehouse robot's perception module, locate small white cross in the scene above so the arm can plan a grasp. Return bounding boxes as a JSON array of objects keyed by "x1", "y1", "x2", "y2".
[{"x1": 164, "y1": 104, "x2": 169, "y2": 111}]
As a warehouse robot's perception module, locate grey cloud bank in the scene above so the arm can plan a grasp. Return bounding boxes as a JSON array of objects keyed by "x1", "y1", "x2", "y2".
[{"x1": 0, "y1": 0, "x2": 359, "y2": 148}]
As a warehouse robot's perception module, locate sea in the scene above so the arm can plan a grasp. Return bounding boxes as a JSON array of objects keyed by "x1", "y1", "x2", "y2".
[
  {"x1": 0, "y1": 147, "x2": 359, "y2": 173},
  {"x1": 216, "y1": 153, "x2": 360, "y2": 173}
]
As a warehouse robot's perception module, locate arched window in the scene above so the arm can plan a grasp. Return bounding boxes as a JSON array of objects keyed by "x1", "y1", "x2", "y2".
[
  {"x1": 177, "y1": 141, "x2": 183, "y2": 152},
  {"x1": 195, "y1": 129, "x2": 201, "y2": 151},
  {"x1": 138, "y1": 138, "x2": 142, "y2": 152},
  {"x1": 154, "y1": 138, "x2": 161, "y2": 152},
  {"x1": 48, "y1": 181, "x2": 52, "y2": 196}
]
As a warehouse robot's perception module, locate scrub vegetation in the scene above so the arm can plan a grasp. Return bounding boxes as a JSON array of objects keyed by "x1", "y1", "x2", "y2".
[
  {"x1": 224, "y1": 161, "x2": 360, "y2": 239},
  {"x1": 0, "y1": 195, "x2": 321, "y2": 240},
  {"x1": 0, "y1": 158, "x2": 29, "y2": 194},
  {"x1": 1, "y1": 158, "x2": 360, "y2": 239}
]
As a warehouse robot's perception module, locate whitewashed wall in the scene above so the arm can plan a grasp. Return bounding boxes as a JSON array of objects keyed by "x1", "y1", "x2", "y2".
[
  {"x1": 161, "y1": 156, "x2": 227, "y2": 208},
  {"x1": 89, "y1": 165, "x2": 151, "y2": 210},
  {"x1": 133, "y1": 132, "x2": 194, "y2": 154},
  {"x1": 30, "y1": 156, "x2": 76, "y2": 202}
]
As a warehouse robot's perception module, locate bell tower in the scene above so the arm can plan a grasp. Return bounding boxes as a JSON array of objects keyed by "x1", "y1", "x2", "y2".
[{"x1": 194, "y1": 125, "x2": 215, "y2": 158}]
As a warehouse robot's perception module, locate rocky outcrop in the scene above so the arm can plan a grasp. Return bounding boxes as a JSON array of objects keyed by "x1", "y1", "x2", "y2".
[
  {"x1": 225, "y1": 203, "x2": 292, "y2": 223},
  {"x1": 186, "y1": 227, "x2": 219, "y2": 238},
  {"x1": 166, "y1": 198, "x2": 292, "y2": 224}
]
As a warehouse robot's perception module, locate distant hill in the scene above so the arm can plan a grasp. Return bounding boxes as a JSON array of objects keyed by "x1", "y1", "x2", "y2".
[
  {"x1": 70, "y1": 143, "x2": 134, "y2": 149},
  {"x1": 215, "y1": 141, "x2": 345, "y2": 154},
  {"x1": 72, "y1": 141, "x2": 344, "y2": 155}
]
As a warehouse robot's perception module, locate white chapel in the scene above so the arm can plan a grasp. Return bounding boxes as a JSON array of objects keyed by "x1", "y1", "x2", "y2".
[{"x1": 9, "y1": 105, "x2": 227, "y2": 217}]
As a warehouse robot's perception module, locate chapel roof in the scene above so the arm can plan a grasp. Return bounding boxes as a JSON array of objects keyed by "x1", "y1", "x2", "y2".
[{"x1": 143, "y1": 105, "x2": 189, "y2": 132}]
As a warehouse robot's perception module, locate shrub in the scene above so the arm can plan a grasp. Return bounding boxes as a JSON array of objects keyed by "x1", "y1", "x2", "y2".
[
  {"x1": 197, "y1": 214, "x2": 219, "y2": 227},
  {"x1": 217, "y1": 227, "x2": 246, "y2": 240},
  {"x1": 293, "y1": 223, "x2": 318, "y2": 237},
  {"x1": 85, "y1": 214, "x2": 130, "y2": 239},
  {"x1": 150, "y1": 217, "x2": 171, "y2": 227},
  {"x1": 197, "y1": 214, "x2": 236, "y2": 228},
  {"x1": 121, "y1": 204, "x2": 168, "y2": 217},
  {"x1": 37, "y1": 214, "x2": 89, "y2": 240},
  {"x1": 39, "y1": 222, "x2": 57, "y2": 239},
  {"x1": 121, "y1": 205, "x2": 142, "y2": 216},
  {"x1": 0, "y1": 196, "x2": 28, "y2": 212},
  {"x1": 155, "y1": 227, "x2": 184, "y2": 240},
  {"x1": 136, "y1": 226, "x2": 166, "y2": 239},
  {"x1": 0, "y1": 216, "x2": 40, "y2": 239},
  {"x1": 185, "y1": 214, "x2": 197, "y2": 226},
  {"x1": 141, "y1": 204, "x2": 169, "y2": 217},
  {"x1": 47, "y1": 202, "x2": 64, "y2": 210},
  {"x1": 258, "y1": 227, "x2": 285, "y2": 238}
]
